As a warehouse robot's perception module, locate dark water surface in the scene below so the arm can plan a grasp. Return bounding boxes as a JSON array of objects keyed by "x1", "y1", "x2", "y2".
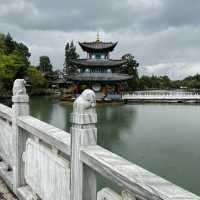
[{"x1": 29, "y1": 96, "x2": 200, "y2": 195}]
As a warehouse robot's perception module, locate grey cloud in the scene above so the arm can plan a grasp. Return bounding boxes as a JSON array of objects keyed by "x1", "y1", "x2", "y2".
[
  {"x1": 0, "y1": 0, "x2": 200, "y2": 79},
  {"x1": 1, "y1": 0, "x2": 200, "y2": 33},
  {"x1": 0, "y1": 0, "x2": 159, "y2": 31},
  {"x1": 141, "y1": 62, "x2": 200, "y2": 80}
]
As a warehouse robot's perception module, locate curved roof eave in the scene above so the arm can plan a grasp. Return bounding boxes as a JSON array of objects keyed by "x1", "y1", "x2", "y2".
[
  {"x1": 79, "y1": 42, "x2": 118, "y2": 52},
  {"x1": 70, "y1": 59, "x2": 126, "y2": 67},
  {"x1": 67, "y1": 74, "x2": 133, "y2": 82}
]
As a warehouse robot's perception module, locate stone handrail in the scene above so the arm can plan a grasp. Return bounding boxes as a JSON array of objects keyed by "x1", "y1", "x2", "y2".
[
  {"x1": 17, "y1": 116, "x2": 71, "y2": 156},
  {"x1": 0, "y1": 103, "x2": 12, "y2": 121},
  {"x1": 81, "y1": 145, "x2": 200, "y2": 200},
  {"x1": 0, "y1": 79, "x2": 199, "y2": 200}
]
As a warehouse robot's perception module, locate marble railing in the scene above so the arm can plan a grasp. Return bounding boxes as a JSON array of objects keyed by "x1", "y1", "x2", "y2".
[
  {"x1": 122, "y1": 91, "x2": 200, "y2": 100},
  {"x1": 0, "y1": 79, "x2": 199, "y2": 200}
]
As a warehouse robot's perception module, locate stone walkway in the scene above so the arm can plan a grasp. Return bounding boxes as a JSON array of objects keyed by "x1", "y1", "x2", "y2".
[{"x1": 0, "y1": 178, "x2": 17, "y2": 200}]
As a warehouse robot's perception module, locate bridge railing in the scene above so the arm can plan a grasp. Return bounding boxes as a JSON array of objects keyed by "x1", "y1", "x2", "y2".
[
  {"x1": 16, "y1": 116, "x2": 71, "y2": 200},
  {"x1": 0, "y1": 79, "x2": 199, "y2": 200},
  {"x1": 122, "y1": 91, "x2": 200, "y2": 100},
  {"x1": 123, "y1": 90, "x2": 200, "y2": 95},
  {"x1": 0, "y1": 104, "x2": 13, "y2": 188}
]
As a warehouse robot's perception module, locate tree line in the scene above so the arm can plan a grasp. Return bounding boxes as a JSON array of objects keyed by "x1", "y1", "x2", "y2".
[
  {"x1": 1, "y1": 33, "x2": 200, "y2": 95},
  {"x1": 125, "y1": 73, "x2": 200, "y2": 91}
]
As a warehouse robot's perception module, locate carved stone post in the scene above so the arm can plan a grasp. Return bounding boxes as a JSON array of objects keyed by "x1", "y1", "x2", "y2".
[
  {"x1": 12, "y1": 79, "x2": 29, "y2": 193},
  {"x1": 70, "y1": 89, "x2": 97, "y2": 200}
]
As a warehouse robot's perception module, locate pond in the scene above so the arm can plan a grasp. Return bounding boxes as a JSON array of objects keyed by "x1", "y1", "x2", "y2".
[{"x1": 11, "y1": 96, "x2": 200, "y2": 195}]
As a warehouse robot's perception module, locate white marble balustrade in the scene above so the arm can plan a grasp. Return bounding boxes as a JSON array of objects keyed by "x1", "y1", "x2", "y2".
[{"x1": 0, "y1": 80, "x2": 199, "y2": 200}]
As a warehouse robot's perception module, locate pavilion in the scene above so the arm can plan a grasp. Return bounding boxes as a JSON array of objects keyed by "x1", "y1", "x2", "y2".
[{"x1": 68, "y1": 35, "x2": 132, "y2": 100}]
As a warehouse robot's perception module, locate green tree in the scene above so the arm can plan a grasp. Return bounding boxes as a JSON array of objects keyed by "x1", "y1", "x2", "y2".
[
  {"x1": 138, "y1": 75, "x2": 172, "y2": 90},
  {"x1": 27, "y1": 66, "x2": 48, "y2": 89},
  {"x1": 0, "y1": 32, "x2": 49, "y2": 93},
  {"x1": 0, "y1": 52, "x2": 29, "y2": 89},
  {"x1": 138, "y1": 76, "x2": 151, "y2": 90},
  {"x1": 0, "y1": 32, "x2": 32, "y2": 90},
  {"x1": 39, "y1": 56, "x2": 53, "y2": 73},
  {"x1": 121, "y1": 54, "x2": 139, "y2": 90},
  {"x1": 64, "y1": 41, "x2": 79, "y2": 75},
  {"x1": 0, "y1": 34, "x2": 5, "y2": 50},
  {"x1": 15, "y1": 42, "x2": 31, "y2": 62},
  {"x1": 180, "y1": 74, "x2": 200, "y2": 89},
  {"x1": 4, "y1": 33, "x2": 15, "y2": 55}
]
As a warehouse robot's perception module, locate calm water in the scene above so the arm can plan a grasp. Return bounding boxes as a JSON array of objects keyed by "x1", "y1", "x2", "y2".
[{"x1": 28, "y1": 96, "x2": 200, "y2": 195}]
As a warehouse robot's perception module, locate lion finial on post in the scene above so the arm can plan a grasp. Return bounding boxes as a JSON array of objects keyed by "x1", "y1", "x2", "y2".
[
  {"x1": 13, "y1": 79, "x2": 27, "y2": 96},
  {"x1": 70, "y1": 89, "x2": 97, "y2": 200},
  {"x1": 73, "y1": 89, "x2": 96, "y2": 114},
  {"x1": 12, "y1": 79, "x2": 29, "y2": 193}
]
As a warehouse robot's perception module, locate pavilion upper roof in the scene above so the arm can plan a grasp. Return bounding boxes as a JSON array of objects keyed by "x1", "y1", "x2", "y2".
[
  {"x1": 79, "y1": 41, "x2": 118, "y2": 53},
  {"x1": 70, "y1": 59, "x2": 126, "y2": 68}
]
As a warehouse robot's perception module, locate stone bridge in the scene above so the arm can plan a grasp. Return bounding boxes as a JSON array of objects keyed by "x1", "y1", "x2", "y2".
[{"x1": 0, "y1": 79, "x2": 199, "y2": 200}]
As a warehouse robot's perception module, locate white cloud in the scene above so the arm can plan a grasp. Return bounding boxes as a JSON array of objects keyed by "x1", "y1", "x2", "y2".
[{"x1": 141, "y1": 62, "x2": 200, "y2": 80}]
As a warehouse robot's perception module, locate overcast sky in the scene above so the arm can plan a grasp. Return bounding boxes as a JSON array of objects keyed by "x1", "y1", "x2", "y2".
[{"x1": 0, "y1": 0, "x2": 200, "y2": 79}]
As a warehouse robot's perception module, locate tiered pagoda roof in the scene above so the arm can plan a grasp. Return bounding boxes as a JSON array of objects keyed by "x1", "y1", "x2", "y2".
[
  {"x1": 67, "y1": 36, "x2": 133, "y2": 82},
  {"x1": 79, "y1": 41, "x2": 117, "y2": 53},
  {"x1": 70, "y1": 59, "x2": 126, "y2": 67}
]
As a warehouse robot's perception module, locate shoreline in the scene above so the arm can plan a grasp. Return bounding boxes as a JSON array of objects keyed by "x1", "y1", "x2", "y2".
[{"x1": 2, "y1": 93, "x2": 200, "y2": 105}]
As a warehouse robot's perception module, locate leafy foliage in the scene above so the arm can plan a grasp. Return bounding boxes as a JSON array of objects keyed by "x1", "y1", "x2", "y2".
[
  {"x1": 4, "y1": 33, "x2": 15, "y2": 55},
  {"x1": 137, "y1": 74, "x2": 200, "y2": 90},
  {"x1": 0, "y1": 32, "x2": 47, "y2": 91},
  {"x1": 38, "y1": 56, "x2": 53, "y2": 73},
  {"x1": 121, "y1": 54, "x2": 139, "y2": 90},
  {"x1": 138, "y1": 75, "x2": 172, "y2": 90},
  {"x1": 64, "y1": 41, "x2": 79, "y2": 75},
  {"x1": 27, "y1": 66, "x2": 48, "y2": 88},
  {"x1": 179, "y1": 74, "x2": 200, "y2": 89}
]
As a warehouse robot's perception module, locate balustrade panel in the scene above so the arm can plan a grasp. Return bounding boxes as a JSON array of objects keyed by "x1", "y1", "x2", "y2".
[
  {"x1": 0, "y1": 117, "x2": 13, "y2": 166},
  {"x1": 23, "y1": 138, "x2": 70, "y2": 200}
]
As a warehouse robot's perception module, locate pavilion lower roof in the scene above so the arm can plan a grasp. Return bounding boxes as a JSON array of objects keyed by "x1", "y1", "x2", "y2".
[
  {"x1": 68, "y1": 73, "x2": 132, "y2": 82},
  {"x1": 79, "y1": 42, "x2": 117, "y2": 52},
  {"x1": 70, "y1": 59, "x2": 126, "y2": 67}
]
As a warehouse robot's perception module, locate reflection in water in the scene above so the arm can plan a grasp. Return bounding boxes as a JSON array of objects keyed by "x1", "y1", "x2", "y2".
[
  {"x1": 18, "y1": 97, "x2": 200, "y2": 195},
  {"x1": 97, "y1": 105, "x2": 137, "y2": 151},
  {"x1": 30, "y1": 97, "x2": 137, "y2": 148},
  {"x1": 30, "y1": 96, "x2": 53, "y2": 122},
  {"x1": 30, "y1": 96, "x2": 73, "y2": 131}
]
